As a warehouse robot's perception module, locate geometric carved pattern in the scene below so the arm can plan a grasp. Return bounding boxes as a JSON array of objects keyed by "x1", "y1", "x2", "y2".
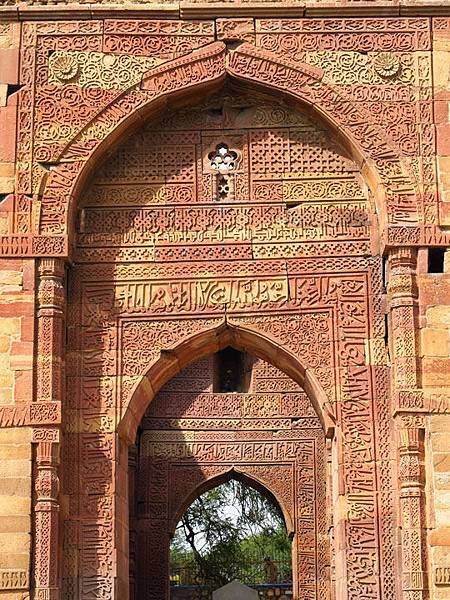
[{"x1": 77, "y1": 89, "x2": 370, "y2": 269}]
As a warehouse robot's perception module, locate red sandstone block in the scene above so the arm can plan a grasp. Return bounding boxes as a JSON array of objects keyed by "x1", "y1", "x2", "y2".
[
  {"x1": 435, "y1": 101, "x2": 449, "y2": 125},
  {"x1": 434, "y1": 90, "x2": 450, "y2": 103},
  {"x1": 440, "y1": 201, "x2": 450, "y2": 227},
  {"x1": 419, "y1": 276, "x2": 450, "y2": 306},
  {"x1": 0, "y1": 106, "x2": 17, "y2": 162},
  {"x1": 10, "y1": 341, "x2": 33, "y2": 357},
  {"x1": 21, "y1": 260, "x2": 34, "y2": 292},
  {"x1": 0, "y1": 301, "x2": 33, "y2": 318},
  {"x1": 437, "y1": 124, "x2": 450, "y2": 155},
  {"x1": 216, "y1": 18, "x2": 255, "y2": 42},
  {"x1": 0, "y1": 195, "x2": 13, "y2": 214},
  {"x1": 20, "y1": 317, "x2": 34, "y2": 343},
  {"x1": 0, "y1": 49, "x2": 19, "y2": 85},
  {"x1": 417, "y1": 248, "x2": 429, "y2": 274},
  {"x1": 0, "y1": 258, "x2": 22, "y2": 270},
  {"x1": 422, "y1": 358, "x2": 450, "y2": 386},
  {"x1": 14, "y1": 370, "x2": 33, "y2": 404},
  {"x1": 429, "y1": 527, "x2": 450, "y2": 546}
]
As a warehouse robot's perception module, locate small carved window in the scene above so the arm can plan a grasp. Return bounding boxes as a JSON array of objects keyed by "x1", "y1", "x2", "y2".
[
  {"x1": 208, "y1": 143, "x2": 239, "y2": 202},
  {"x1": 215, "y1": 347, "x2": 251, "y2": 393},
  {"x1": 428, "y1": 247, "x2": 446, "y2": 274},
  {"x1": 208, "y1": 143, "x2": 238, "y2": 173}
]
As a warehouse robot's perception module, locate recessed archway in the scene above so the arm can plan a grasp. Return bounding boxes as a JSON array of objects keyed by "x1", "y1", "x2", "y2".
[
  {"x1": 119, "y1": 321, "x2": 335, "y2": 445},
  {"x1": 130, "y1": 345, "x2": 327, "y2": 600}
]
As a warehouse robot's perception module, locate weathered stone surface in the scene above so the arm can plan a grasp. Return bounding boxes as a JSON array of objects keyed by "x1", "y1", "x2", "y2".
[{"x1": 213, "y1": 580, "x2": 258, "y2": 599}]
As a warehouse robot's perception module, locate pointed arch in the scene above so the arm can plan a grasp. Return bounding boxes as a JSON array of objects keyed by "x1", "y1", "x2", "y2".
[
  {"x1": 40, "y1": 41, "x2": 418, "y2": 242},
  {"x1": 169, "y1": 468, "x2": 294, "y2": 538},
  {"x1": 119, "y1": 321, "x2": 334, "y2": 445}
]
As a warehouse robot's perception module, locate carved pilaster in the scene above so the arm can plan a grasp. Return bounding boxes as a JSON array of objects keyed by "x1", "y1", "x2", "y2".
[
  {"x1": 129, "y1": 444, "x2": 138, "y2": 600},
  {"x1": 32, "y1": 429, "x2": 61, "y2": 600},
  {"x1": 398, "y1": 428, "x2": 427, "y2": 600},
  {"x1": 36, "y1": 258, "x2": 65, "y2": 404},
  {"x1": 33, "y1": 258, "x2": 65, "y2": 600},
  {"x1": 387, "y1": 248, "x2": 421, "y2": 411}
]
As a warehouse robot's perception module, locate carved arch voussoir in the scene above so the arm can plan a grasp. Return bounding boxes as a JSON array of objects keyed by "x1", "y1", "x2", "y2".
[
  {"x1": 119, "y1": 321, "x2": 335, "y2": 446},
  {"x1": 40, "y1": 40, "x2": 417, "y2": 241}
]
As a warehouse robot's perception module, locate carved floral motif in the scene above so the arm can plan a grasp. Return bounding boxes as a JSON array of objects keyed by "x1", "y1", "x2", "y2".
[
  {"x1": 49, "y1": 53, "x2": 79, "y2": 82},
  {"x1": 373, "y1": 52, "x2": 402, "y2": 78}
]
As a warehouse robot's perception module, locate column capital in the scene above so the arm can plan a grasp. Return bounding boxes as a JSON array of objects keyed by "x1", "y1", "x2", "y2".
[{"x1": 37, "y1": 258, "x2": 66, "y2": 279}]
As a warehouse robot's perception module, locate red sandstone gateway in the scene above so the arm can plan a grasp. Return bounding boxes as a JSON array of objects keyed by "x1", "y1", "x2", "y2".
[{"x1": 0, "y1": 4, "x2": 448, "y2": 600}]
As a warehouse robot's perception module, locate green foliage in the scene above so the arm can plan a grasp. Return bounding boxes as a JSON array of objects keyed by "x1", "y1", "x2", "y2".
[
  {"x1": 170, "y1": 479, "x2": 291, "y2": 590},
  {"x1": 240, "y1": 527, "x2": 291, "y2": 558}
]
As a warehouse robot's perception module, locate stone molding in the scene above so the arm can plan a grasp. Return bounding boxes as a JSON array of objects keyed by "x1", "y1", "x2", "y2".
[
  {"x1": 3, "y1": 2, "x2": 450, "y2": 20},
  {"x1": 0, "y1": 402, "x2": 61, "y2": 428}
]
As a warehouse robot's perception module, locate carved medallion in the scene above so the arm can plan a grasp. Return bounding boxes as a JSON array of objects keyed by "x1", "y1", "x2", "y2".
[
  {"x1": 373, "y1": 52, "x2": 401, "y2": 78},
  {"x1": 49, "y1": 53, "x2": 79, "y2": 82}
]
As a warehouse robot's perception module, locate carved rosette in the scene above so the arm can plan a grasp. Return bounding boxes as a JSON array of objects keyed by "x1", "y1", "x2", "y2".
[
  {"x1": 49, "y1": 53, "x2": 79, "y2": 82},
  {"x1": 374, "y1": 52, "x2": 401, "y2": 79}
]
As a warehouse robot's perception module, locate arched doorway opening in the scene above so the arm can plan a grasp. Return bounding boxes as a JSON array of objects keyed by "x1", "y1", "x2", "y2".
[
  {"x1": 129, "y1": 348, "x2": 327, "y2": 600},
  {"x1": 169, "y1": 474, "x2": 292, "y2": 599}
]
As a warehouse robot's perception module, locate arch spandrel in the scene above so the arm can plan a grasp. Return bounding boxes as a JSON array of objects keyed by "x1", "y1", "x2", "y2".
[{"x1": 39, "y1": 40, "x2": 420, "y2": 242}]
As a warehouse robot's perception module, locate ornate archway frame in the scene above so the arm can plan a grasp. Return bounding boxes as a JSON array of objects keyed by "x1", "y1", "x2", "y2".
[
  {"x1": 121, "y1": 321, "x2": 331, "y2": 600},
  {"x1": 26, "y1": 35, "x2": 430, "y2": 600},
  {"x1": 28, "y1": 37, "x2": 417, "y2": 600},
  {"x1": 37, "y1": 40, "x2": 420, "y2": 248},
  {"x1": 120, "y1": 321, "x2": 335, "y2": 445}
]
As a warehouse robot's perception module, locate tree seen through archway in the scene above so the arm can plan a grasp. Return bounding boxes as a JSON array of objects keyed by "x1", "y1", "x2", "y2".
[{"x1": 170, "y1": 478, "x2": 292, "y2": 597}]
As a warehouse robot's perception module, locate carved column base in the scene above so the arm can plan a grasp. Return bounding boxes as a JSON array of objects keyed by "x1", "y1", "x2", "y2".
[{"x1": 34, "y1": 587, "x2": 61, "y2": 600}]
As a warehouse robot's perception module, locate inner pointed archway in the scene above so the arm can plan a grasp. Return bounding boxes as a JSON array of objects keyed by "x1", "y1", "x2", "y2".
[
  {"x1": 169, "y1": 473, "x2": 293, "y2": 598},
  {"x1": 130, "y1": 346, "x2": 328, "y2": 600},
  {"x1": 119, "y1": 322, "x2": 335, "y2": 445}
]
